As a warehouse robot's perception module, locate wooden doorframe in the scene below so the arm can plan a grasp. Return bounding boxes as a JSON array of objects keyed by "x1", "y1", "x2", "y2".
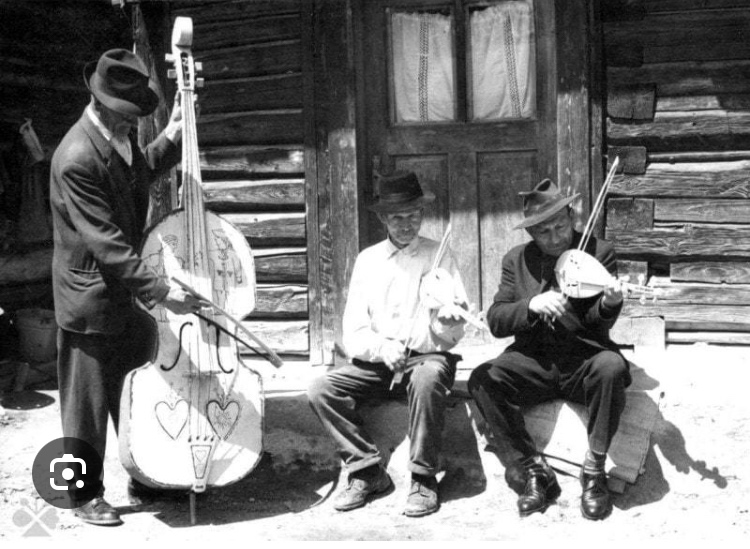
[
  {"x1": 304, "y1": 0, "x2": 604, "y2": 365},
  {"x1": 304, "y1": 0, "x2": 362, "y2": 366}
]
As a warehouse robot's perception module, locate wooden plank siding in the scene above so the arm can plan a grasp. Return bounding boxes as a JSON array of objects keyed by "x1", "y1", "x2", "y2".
[
  {"x1": 604, "y1": 2, "x2": 750, "y2": 343},
  {"x1": 172, "y1": 0, "x2": 310, "y2": 358}
]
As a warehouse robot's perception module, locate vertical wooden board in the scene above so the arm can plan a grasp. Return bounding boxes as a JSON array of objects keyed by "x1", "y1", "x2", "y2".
[
  {"x1": 478, "y1": 151, "x2": 538, "y2": 311},
  {"x1": 392, "y1": 155, "x2": 450, "y2": 242},
  {"x1": 556, "y1": 0, "x2": 590, "y2": 220}
]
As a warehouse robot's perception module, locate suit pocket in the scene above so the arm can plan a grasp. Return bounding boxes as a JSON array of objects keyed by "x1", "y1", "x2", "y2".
[{"x1": 69, "y1": 268, "x2": 103, "y2": 288}]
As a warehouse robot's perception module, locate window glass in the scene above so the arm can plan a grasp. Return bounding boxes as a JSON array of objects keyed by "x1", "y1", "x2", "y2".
[
  {"x1": 469, "y1": 1, "x2": 536, "y2": 121},
  {"x1": 391, "y1": 11, "x2": 456, "y2": 123}
]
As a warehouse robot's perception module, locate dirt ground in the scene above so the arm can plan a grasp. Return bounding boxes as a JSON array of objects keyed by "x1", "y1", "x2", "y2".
[{"x1": 1, "y1": 343, "x2": 749, "y2": 543}]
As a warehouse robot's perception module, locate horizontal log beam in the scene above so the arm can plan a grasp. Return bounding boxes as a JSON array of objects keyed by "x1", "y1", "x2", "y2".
[
  {"x1": 655, "y1": 198, "x2": 750, "y2": 223},
  {"x1": 656, "y1": 94, "x2": 750, "y2": 112},
  {"x1": 240, "y1": 319, "x2": 308, "y2": 355},
  {"x1": 223, "y1": 212, "x2": 305, "y2": 247},
  {"x1": 190, "y1": 14, "x2": 301, "y2": 50},
  {"x1": 173, "y1": 1, "x2": 300, "y2": 23},
  {"x1": 197, "y1": 39, "x2": 302, "y2": 80},
  {"x1": 607, "y1": 60, "x2": 750, "y2": 96},
  {"x1": 198, "y1": 110, "x2": 303, "y2": 147},
  {"x1": 203, "y1": 179, "x2": 304, "y2": 211},
  {"x1": 621, "y1": 302, "x2": 750, "y2": 332},
  {"x1": 666, "y1": 331, "x2": 750, "y2": 345},
  {"x1": 254, "y1": 247, "x2": 307, "y2": 283},
  {"x1": 646, "y1": 277, "x2": 750, "y2": 305},
  {"x1": 609, "y1": 161, "x2": 750, "y2": 197},
  {"x1": 251, "y1": 284, "x2": 308, "y2": 318},
  {"x1": 607, "y1": 110, "x2": 750, "y2": 151},
  {"x1": 607, "y1": 225, "x2": 750, "y2": 259},
  {"x1": 201, "y1": 73, "x2": 303, "y2": 114},
  {"x1": 670, "y1": 261, "x2": 750, "y2": 283},
  {"x1": 199, "y1": 146, "x2": 304, "y2": 177}
]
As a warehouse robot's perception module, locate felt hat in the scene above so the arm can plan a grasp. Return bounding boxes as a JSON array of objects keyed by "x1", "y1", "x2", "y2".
[
  {"x1": 369, "y1": 171, "x2": 435, "y2": 213},
  {"x1": 83, "y1": 49, "x2": 158, "y2": 117},
  {"x1": 514, "y1": 178, "x2": 580, "y2": 229}
]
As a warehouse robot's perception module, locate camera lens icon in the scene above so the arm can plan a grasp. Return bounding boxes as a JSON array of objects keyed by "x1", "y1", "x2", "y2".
[
  {"x1": 50, "y1": 454, "x2": 86, "y2": 490},
  {"x1": 33, "y1": 438, "x2": 103, "y2": 509}
]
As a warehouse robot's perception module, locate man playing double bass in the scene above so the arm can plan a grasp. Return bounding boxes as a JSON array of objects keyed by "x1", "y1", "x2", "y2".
[
  {"x1": 50, "y1": 49, "x2": 205, "y2": 526},
  {"x1": 468, "y1": 178, "x2": 630, "y2": 521},
  {"x1": 308, "y1": 171, "x2": 468, "y2": 517}
]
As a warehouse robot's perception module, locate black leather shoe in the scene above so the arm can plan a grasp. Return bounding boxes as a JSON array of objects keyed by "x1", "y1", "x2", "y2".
[
  {"x1": 517, "y1": 463, "x2": 561, "y2": 517},
  {"x1": 333, "y1": 467, "x2": 392, "y2": 512},
  {"x1": 73, "y1": 497, "x2": 122, "y2": 526},
  {"x1": 404, "y1": 475, "x2": 439, "y2": 517},
  {"x1": 580, "y1": 470, "x2": 613, "y2": 520}
]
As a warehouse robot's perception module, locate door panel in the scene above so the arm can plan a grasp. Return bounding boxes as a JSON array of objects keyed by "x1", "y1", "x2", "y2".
[
  {"x1": 361, "y1": 0, "x2": 556, "y2": 344},
  {"x1": 478, "y1": 150, "x2": 538, "y2": 309}
]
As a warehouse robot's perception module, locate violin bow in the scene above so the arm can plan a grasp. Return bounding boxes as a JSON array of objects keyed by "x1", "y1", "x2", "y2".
[
  {"x1": 171, "y1": 276, "x2": 284, "y2": 368},
  {"x1": 390, "y1": 223, "x2": 452, "y2": 390},
  {"x1": 579, "y1": 156, "x2": 620, "y2": 253}
]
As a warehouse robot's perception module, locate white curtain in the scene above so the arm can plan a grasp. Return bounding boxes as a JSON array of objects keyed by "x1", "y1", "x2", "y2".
[
  {"x1": 470, "y1": 1, "x2": 536, "y2": 120},
  {"x1": 391, "y1": 12, "x2": 455, "y2": 123}
]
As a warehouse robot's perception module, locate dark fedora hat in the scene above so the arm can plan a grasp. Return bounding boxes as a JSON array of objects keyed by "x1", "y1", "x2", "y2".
[
  {"x1": 513, "y1": 178, "x2": 580, "y2": 229},
  {"x1": 369, "y1": 171, "x2": 435, "y2": 213},
  {"x1": 84, "y1": 49, "x2": 159, "y2": 117}
]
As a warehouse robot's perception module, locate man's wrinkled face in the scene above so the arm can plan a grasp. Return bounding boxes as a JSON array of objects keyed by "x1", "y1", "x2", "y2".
[
  {"x1": 526, "y1": 208, "x2": 574, "y2": 258},
  {"x1": 380, "y1": 208, "x2": 423, "y2": 248}
]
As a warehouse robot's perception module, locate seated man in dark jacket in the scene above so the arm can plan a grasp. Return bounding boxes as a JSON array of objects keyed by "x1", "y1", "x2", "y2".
[{"x1": 468, "y1": 178, "x2": 630, "y2": 521}]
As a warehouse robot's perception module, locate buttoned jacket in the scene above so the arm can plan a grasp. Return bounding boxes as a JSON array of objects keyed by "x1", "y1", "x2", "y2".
[
  {"x1": 485, "y1": 231, "x2": 622, "y2": 355},
  {"x1": 50, "y1": 112, "x2": 179, "y2": 335}
]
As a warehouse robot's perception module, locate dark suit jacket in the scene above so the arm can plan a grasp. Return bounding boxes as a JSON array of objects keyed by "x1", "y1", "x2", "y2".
[
  {"x1": 485, "y1": 231, "x2": 623, "y2": 356},
  {"x1": 50, "y1": 112, "x2": 179, "y2": 335}
]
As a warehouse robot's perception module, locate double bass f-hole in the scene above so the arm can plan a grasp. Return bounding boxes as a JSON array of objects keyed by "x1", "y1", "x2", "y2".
[{"x1": 159, "y1": 320, "x2": 235, "y2": 374}]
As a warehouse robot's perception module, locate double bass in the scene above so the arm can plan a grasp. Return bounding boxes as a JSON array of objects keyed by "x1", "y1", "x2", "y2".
[{"x1": 119, "y1": 16, "x2": 282, "y2": 522}]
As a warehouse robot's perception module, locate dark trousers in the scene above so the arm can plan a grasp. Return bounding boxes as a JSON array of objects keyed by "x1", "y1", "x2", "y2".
[
  {"x1": 307, "y1": 353, "x2": 458, "y2": 477},
  {"x1": 57, "y1": 318, "x2": 152, "y2": 475},
  {"x1": 467, "y1": 347, "x2": 630, "y2": 459}
]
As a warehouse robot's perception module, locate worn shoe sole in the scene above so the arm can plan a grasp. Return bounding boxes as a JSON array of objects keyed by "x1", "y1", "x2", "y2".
[
  {"x1": 403, "y1": 501, "x2": 440, "y2": 518},
  {"x1": 518, "y1": 480, "x2": 562, "y2": 518},
  {"x1": 73, "y1": 511, "x2": 123, "y2": 526},
  {"x1": 334, "y1": 475, "x2": 393, "y2": 512}
]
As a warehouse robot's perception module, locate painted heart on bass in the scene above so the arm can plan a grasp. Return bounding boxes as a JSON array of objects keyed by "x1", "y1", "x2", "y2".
[
  {"x1": 206, "y1": 400, "x2": 240, "y2": 440},
  {"x1": 155, "y1": 399, "x2": 189, "y2": 440}
]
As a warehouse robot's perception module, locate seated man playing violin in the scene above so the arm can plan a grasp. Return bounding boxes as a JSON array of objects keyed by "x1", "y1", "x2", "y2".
[
  {"x1": 308, "y1": 171, "x2": 468, "y2": 517},
  {"x1": 468, "y1": 178, "x2": 629, "y2": 521}
]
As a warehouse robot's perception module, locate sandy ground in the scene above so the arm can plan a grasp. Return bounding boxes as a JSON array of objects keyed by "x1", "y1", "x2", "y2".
[{"x1": 1, "y1": 343, "x2": 749, "y2": 544}]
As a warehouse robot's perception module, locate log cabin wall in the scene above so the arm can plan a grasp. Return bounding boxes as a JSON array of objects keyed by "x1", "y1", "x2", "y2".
[
  {"x1": 0, "y1": 1, "x2": 131, "y2": 358},
  {"x1": 0, "y1": 0, "x2": 312, "y2": 362},
  {"x1": 603, "y1": 0, "x2": 750, "y2": 345},
  {"x1": 170, "y1": 0, "x2": 310, "y2": 359}
]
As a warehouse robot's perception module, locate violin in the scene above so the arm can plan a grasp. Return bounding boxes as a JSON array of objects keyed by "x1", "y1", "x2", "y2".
[
  {"x1": 419, "y1": 267, "x2": 488, "y2": 330},
  {"x1": 119, "y1": 17, "x2": 282, "y2": 524}
]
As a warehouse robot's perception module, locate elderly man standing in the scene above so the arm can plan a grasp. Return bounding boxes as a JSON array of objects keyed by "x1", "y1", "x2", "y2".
[
  {"x1": 468, "y1": 178, "x2": 630, "y2": 521},
  {"x1": 50, "y1": 49, "x2": 204, "y2": 525},
  {"x1": 308, "y1": 171, "x2": 468, "y2": 517}
]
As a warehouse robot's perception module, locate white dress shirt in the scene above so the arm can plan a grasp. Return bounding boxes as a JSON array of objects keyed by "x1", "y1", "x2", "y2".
[{"x1": 343, "y1": 235, "x2": 468, "y2": 362}]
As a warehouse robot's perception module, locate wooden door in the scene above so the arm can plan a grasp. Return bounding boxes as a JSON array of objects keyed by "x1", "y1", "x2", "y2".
[{"x1": 360, "y1": 0, "x2": 557, "y2": 343}]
